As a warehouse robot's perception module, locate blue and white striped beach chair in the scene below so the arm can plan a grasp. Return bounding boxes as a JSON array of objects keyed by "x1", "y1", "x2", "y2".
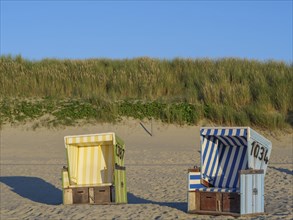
[{"x1": 187, "y1": 127, "x2": 272, "y2": 216}]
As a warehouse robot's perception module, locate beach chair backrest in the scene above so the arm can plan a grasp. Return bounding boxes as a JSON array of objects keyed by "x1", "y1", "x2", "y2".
[
  {"x1": 200, "y1": 127, "x2": 249, "y2": 188},
  {"x1": 200, "y1": 127, "x2": 272, "y2": 189},
  {"x1": 64, "y1": 133, "x2": 115, "y2": 185}
]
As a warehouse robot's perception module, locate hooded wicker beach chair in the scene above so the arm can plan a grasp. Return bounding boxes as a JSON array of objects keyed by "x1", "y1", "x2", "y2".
[
  {"x1": 62, "y1": 132, "x2": 127, "y2": 205},
  {"x1": 187, "y1": 127, "x2": 272, "y2": 216}
]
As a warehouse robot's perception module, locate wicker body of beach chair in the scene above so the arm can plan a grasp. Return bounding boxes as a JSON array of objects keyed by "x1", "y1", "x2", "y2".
[
  {"x1": 62, "y1": 132, "x2": 127, "y2": 205},
  {"x1": 187, "y1": 127, "x2": 272, "y2": 216}
]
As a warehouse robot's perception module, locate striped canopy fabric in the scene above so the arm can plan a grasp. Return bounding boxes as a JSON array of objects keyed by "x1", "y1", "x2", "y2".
[
  {"x1": 64, "y1": 133, "x2": 115, "y2": 185},
  {"x1": 200, "y1": 128, "x2": 249, "y2": 189}
]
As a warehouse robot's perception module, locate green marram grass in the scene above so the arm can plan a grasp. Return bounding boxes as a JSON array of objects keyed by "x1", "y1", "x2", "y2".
[{"x1": 1, "y1": 55, "x2": 292, "y2": 129}]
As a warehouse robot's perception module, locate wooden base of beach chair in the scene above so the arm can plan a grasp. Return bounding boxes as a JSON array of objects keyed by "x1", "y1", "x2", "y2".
[
  {"x1": 188, "y1": 191, "x2": 241, "y2": 215},
  {"x1": 63, "y1": 186, "x2": 113, "y2": 205}
]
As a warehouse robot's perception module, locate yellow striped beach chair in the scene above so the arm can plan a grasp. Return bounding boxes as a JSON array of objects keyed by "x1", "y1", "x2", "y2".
[{"x1": 62, "y1": 132, "x2": 127, "y2": 205}]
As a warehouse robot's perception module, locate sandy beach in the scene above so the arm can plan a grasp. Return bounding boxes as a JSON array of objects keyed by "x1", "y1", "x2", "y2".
[{"x1": 1, "y1": 120, "x2": 292, "y2": 219}]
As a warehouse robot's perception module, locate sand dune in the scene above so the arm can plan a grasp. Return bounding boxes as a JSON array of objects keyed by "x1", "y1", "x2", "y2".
[{"x1": 1, "y1": 120, "x2": 292, "y2": 219}]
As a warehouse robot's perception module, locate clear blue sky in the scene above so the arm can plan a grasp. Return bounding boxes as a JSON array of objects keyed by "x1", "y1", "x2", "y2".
[{"x1": 1, "y1": 1, "x2": 292, "y2": 62}]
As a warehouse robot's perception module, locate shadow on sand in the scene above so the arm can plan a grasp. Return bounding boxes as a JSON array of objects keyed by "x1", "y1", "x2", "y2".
[
  {"x1": 0, "y1": 176, "x2": 62, "y2": 205},
  {"x1": 0, "y1": 176, "x2": 186, "y2": 211},
  {"x1": 127, "y1": 192, "x2": 187, "y2": 212},
  {"x1": 269, "y1": 166, "x2": 293, "y2": 175}
]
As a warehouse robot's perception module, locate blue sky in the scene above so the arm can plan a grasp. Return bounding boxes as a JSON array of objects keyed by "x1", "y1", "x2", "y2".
[{"x1": 1, "y1": 1, "x2": 292, "y2": 62}]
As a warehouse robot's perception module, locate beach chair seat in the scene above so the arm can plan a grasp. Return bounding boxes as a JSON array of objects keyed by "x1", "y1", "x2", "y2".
[
  {"x1": 188, "y1": 171, "x2": 239, "y2": 193},
  {"x1": 194, "y1": 188, "x2": 240, "y2": 193}
]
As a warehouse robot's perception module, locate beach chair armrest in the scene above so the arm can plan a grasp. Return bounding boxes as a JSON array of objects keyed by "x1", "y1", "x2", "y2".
[{"x1": 201, "y1": 178, "x2": 214, "y2": 187}]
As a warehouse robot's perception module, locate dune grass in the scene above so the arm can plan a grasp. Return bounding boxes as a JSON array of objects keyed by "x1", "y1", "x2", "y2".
[{"x1": 1, "y1": 55, "x2": 292, "y2": 129}]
